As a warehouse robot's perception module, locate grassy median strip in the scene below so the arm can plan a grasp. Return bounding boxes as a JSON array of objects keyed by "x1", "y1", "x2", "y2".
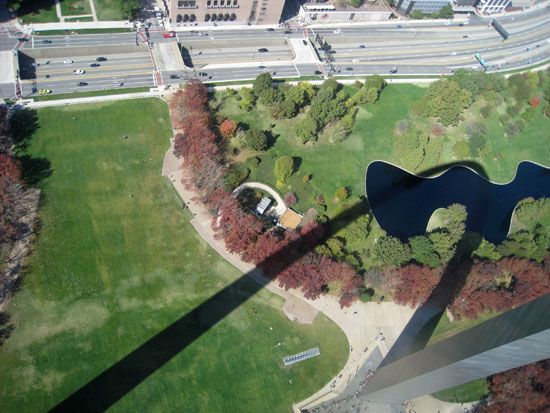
[
  {"x1": 34, "y1": 28, "x2": 134, "y2": 35},
  {"x1": 0, "y1": 99, "x2": 348, "y2": 412},
  {"x1": 33, "y1": 86, "x2": 151, "y2": 101}
]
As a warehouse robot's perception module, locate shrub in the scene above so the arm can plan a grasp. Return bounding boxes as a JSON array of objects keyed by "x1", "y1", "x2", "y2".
[
  {"x1": 283, "y1": 192, "x2": 297, "y2": 206},
  {"x1": 315, "y1": 194, "x2": 326, "y2": 206},
  {"x1": 274, "y1": 156, "x2": 294, "y2": 182},
  {"x1": 246, "y1": 156, "x2": 261, "y2": 169},
  {"x1": 479, "y1": 105, "x2": 491, "y2": 118},
  {"x1": 430, "y1": 123, "x2": 445, "y2": 137},
  {"x1": 223, "y1": 163, "x2": 249, "y2": 191},
  {"x1": 303, "y1": 174, "x2": 312, "y2": 182},
  {"x1": 469, "y1": 135, "x2": 487, "y2": 157},
  {"x1": 219, "y1": 119, "x2": 237, "y2": 139},
  {"x1": 336, "y1": 186, "x2": 349, "y2": 201},
  {"x1": 358, "y1": 285, "x2": 375, "y2": 302},
  {"x1": 521, "y1": 107, "x2": 536, "y2": 122},
  {"x1": 321, "y1": 121, "x2": 351, "y2": 144},
  {"x1": 244, "y1": 128, "x2": 268, "y2": 151},
  {"x1": 506, "y1": 120, "x2": 524, "y2": 138},
  {"x1": 529, "y1": 96, "x2": 540, "y2": 108},
  {"x1": 464, "y1": 121, "x2": 487, "y2": 139}
]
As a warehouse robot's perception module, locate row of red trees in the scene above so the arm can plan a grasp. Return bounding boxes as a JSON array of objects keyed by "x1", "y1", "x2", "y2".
[
  {"x1": 386, "y1": 257, "x2": 549, "y2": 319},
  {"x1": 0, "y1": 108, "x2": 23, "y2": 250},
  {"x1": 170, "y1": 81, "x2": 361, "y2": 306}
]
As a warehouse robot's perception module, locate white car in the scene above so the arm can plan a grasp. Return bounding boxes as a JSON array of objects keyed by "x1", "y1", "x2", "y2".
[
  {"x1": 449, "y1": 51, "x2": 457, "y2": 56},
  {"x1": 73, "y1": 69, "x2": 85, "y2": 75},
  {"x1": 64, "y1": 59, "x2": 73, "y2": 64}
]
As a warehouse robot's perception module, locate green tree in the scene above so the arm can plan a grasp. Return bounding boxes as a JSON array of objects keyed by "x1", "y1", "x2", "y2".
[
  {"x1": 437, "y1": 4, "x2": 453, "y2": 18},
  {"x1": 120, "y1": 0, "x2": 140, "y2": 19},
  {"x1": 376, "y1": 236, "x2": 412, "y2": 267},
  {"x1": 297, "y1": 81, "x2": 316, "y2": 103},
  {"x1": 326, "y1": 237, "x2": 346, "y2": 259},
  {"x1": 428, "y1": 230, "x2": 456, "y2": 265},
  {"x1": 473, "y1": 239, "x2": 502, "y2": 261},
  {"x1": 438, "y1": 204, "x2": 467, "y2": 244},
  {"x1": 453, "y1": 141, "x2": 471, "y2": 158},
  {"x1": 497, "y1": 227, "x2": 548, "y2": 262},
  {"x1": 410, "y1": 10, "x2": 425, "y2": 19},
  {"x1": 274, "y1": 156, "x2": 294, "y2": 182},
  {"x1": 284, "y1": 86, "x2": 306, "y2": 108},
  {"x1": 223, "y1": 163, "x2": 249, "y2": 191},
  {"x1": 423, "y1": 79, "x2": 472, "y2": 125},
  {"x1": 295, "y1": 116, "x2": 318, "y2": 144},
  {"x1": 239, "y1": 87, "x2": 255, "y2": 111},
  {"x1": 252, "y1": 72, "x2": 273, "y2": 97},
  {"x1": 364, "y1": 75, "x2": 386, "y2": 93},
  {"x1": 244, "y1": 129, "x2": 268, "y2": 151},
  {"x1": 271, "y1": 98, "x2": 297, "y2": 119},
  {"x1": 409, "y1": 235, "x2": 440, "y2": 267}
]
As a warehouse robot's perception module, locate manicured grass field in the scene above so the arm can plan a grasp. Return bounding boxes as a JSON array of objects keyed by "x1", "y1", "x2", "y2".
[
  {"x1": 0, "y1": 99, "x2": 348, "y2": 412},
  {"x1": 93, "y1": 0, "x2": 124, "y2": 20},
  {"x1": 60, "y1": 0, "x2": 91, "y2": 16},
  {"x1": 432, "y1": 379, "x2": 488, "y2": 403},
  {"x1": 16, "y1": 0, "x2": 59, "y2": 23},
  {"x1": 63, "y1": 16, "x2": 94, "y2": 22}
]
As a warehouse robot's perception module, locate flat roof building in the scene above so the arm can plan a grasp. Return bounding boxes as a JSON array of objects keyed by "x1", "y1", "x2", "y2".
[
  {"x1": 298, "y1": 0, "x2": 391, "y2": 24},
  {"x1": 476, "y1": 0, "x2": 510, "y2": 14},
  {"x1": 168, "y1": 0, "x2": 286, "y2": 26},
  {"x1": 395, "y1": 0, "x2": 451, "y2": 14}
]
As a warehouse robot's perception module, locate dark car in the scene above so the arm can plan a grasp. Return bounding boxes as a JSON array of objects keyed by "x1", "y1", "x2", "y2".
[
  {"x1": 258, "y1": 65, "x2": 266, "y2": 69},
  {"x1": 302, "y1": 39, "x2": 307, "y2": 46},
  {"x1": 77, "y1": 82, "x2": 88, "y2": 86},
  {"x1": 41, "y1": 39, "x2": 52, "y2": 44},
  {"x1": 170, "y1": 74, "x2": 179, "y2": 79},
  {"x1": 17, "y1": 37, "x2": 28, "y2": 42},
  {"x1": 258, "y1": 48, "x2": 268, "y2": 52},
  {"x1": 283, "y1": 30, "x2": 292, "y2": 34},
  {"x1": 390, "y1": 67, "x2": 398, "y2": 74},
  {"x1": 458, "y1": 22, "x2": 464, "y2": 26},
  {"x1": 462, "y1": 35, "x2": 468, "y2": 38},
  {"x1": 266, "y1": 28, "x2": 275, "y2": 31},
  {"x1": 345, "y1": 67, "x2": 353, "y2": 71},
  {"x1": 198, "y1": 72, "x2": 208, "y2": 77},
  {"x1": 90, "y1": 63, "x2": 100, "y2": 67},
  {"x1": 359, "y1": 44, "x2": 366, "y2": 48},
  {"x1": 314, "y1": 70, "x2": 322, "y2": 75},
  {"x1": 396, "y1": 24, "x2": 402, "y2": 29},
  {"x1": 96, "y1": 57, "x2": 107, "y2": 62}
]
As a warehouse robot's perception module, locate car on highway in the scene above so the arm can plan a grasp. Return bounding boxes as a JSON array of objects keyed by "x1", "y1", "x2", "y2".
[
  {"x1": 258, "y1": 48, "x2": 268, "y2": 52},
  {"x1": 170, "y1": 74, "x2": 179, "y2": 79},
  {"x1": 314, "y1": 70, "x2": 322, "y2": 75},
  {"x1": 302, "y1": 40, "x2": 307, "y2": 46},
  {"x1": 41, "y1": 39, "x2": 52, "y2": 44},
  {"x1": 458, "y1": 22, "x2": 465, "y2": 26},
  {"x1": 38, "y1": 89, "x2": 52, "y2": 95},
  {"x1": 198, "y1": 72, "x2": 208, "y2": 77},
  {"x1": 163, "y1": 32, "x2": 175, "y2": 38},
  {"x1": 73, "y1": 69, "x2": 85, "y2": 75},
  {"x1": 63, "y1": 59, "x2": 73, "y2": 64},
  {"x1": 90, "y1": 63, "x2": 100, "y2": 67},
  {"x1": 266, "y1": 28, "x2": 275, "y2": 31},
  {"x1": 463, "y1": 35, "x2": 468, "y2": 38},
  {"x1": 345, "y1": 67, "x2": 353, "y2": 71},
  {"x1": 17, "y1": 37, "x2": 28, "y2": 42},
  {"x1": 77, "y1": 82, "x2": 88, "y2": 86},
  {"x1": 390, "y1": 66, "x2": 398, "y2": 74},
  {"x1": 284, "y1": 30, "x2": 292, "y2": 34},
  {"x1": 96, "y1": 57, "x2": 107, "y2": 62},
  {"x1": 396, "y1": 24, "x2": 402, "y2": 29},
  {"x1": 359, "y1": 44, "x2": 366, "y2": 48},
  {"x1": 258, "y1": 65, "x2": 266, "y2": 69},
  {"x1": 449, "y1": 51, "x2": 457, "y2": 56}
]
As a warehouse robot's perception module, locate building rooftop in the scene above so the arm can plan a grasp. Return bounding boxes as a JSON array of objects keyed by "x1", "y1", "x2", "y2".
[{"x1": 303, "y1": 0, "x2": 390, "y2": 12}]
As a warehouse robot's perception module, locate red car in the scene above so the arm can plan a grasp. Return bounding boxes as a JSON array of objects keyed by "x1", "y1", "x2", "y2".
[{"x1": 162, "y1": 32, "x2": 175, "y2": 38}]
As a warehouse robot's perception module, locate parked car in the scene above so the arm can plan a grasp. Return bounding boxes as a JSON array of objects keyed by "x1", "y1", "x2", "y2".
[
  {"x1": 77, "y1": 82, "x2": 88, "y2": 86},
  {"x1": 63, "y1": 59, "x2": 73, "y2": 64},
  {"x1": 90, "y1": 63, "x2": 100, "y2": 67},
  {"x1": 96, "y1": 57, "x2": 107, "y2": 62},
  {"x1": 41, "y1": 39, "x2": 52, "y2": 44},
  {"x1": 73, "y1": 69, "x2": 85, "y2": 74},
  {"x1": 258, "y1": 48, "x2": 268, "y2": 52},
  {"x1": 162, "y1": 32, "x2": 175, "y2": 38}
]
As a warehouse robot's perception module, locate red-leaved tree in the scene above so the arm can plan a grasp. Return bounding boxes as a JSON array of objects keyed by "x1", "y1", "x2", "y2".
[
  {"x1": 219, "y1": 119, "x2": 237, "y2": 139},
  {"x1": 0, "y1": 153, "x2": 22, "y2": 245},
  {"x1": 386, "y1": 264, "x2": 443, "y2": 307},
  {"x1": 480, "y1": 359, "x2": 549, "y2": 413}
]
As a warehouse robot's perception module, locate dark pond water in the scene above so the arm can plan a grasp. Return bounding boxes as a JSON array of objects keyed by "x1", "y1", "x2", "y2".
[{"x1": 365, "y1": 161, "x2": 550, "y2": 244}]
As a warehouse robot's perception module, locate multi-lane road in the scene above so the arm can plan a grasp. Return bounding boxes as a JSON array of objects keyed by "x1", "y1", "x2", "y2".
[{"x1": 0, "y1": 4, "x2": 548, "y2": 98}]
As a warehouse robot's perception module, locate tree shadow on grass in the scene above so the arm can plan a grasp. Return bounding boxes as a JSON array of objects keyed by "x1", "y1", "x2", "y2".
[{"x1": 50, "y1": 160, "x2": 496, "y2": 412}]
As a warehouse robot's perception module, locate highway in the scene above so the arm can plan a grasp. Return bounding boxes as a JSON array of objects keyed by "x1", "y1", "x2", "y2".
[{"x1": 3, "y1": 4, "x2": 549, "y2": 98}]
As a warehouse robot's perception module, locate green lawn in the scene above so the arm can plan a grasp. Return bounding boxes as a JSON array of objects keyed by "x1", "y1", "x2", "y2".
[
  {"x1": 93, "y1": 0, "x2": 124, "y2": 20},
  {"x1": 0, "y1": 99, "x2": 348, "y2": 412},
  {"x1": 33, "y1": 86, "x2": 150, "y2": 101},
  {"x1": 63, "y1": 16, "x2": 94, "y2": 22},
  {"x1": 432, "y1": 379, "x2": 488, "y2": 403},
  {"x1": 60, "y1": 0, "x2": 91, "y2": 16},
  {"x1": 16, "y1": 0, "x2": 59, "y2": 23}
]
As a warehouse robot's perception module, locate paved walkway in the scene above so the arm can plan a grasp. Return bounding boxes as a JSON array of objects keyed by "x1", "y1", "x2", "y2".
[{"x1": 161, "y1": 138, "x2": 472, "y2": 413}]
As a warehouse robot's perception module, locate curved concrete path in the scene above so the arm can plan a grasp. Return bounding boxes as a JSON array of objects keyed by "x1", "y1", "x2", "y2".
[
  {"x1": 233, "y1": 181, "x2": 287, "y2": 217},
  {"x1": 162, "y1": 138, "x2": 478, "y2": 413}
]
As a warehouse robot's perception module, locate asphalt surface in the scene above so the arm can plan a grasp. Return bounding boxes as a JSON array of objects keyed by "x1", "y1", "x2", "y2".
[{"x1": 1, "y1": 5, "x2": 549, "y2": 98}]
